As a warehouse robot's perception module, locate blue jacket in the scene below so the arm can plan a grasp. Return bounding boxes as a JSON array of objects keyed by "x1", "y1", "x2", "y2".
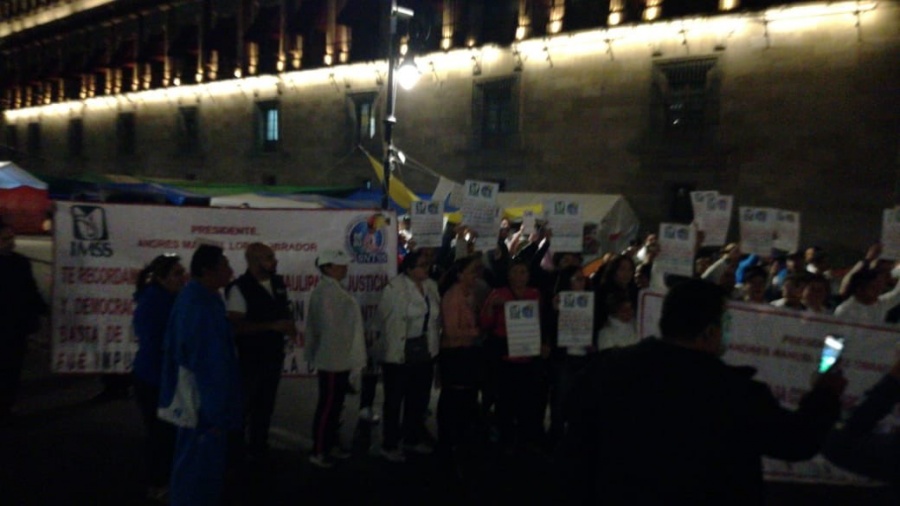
[
  {"x1": 158, "y1": 280, "x2": 242, "y2": 431},
  {"x1": 132, "y1": 284, "x2": 177, "y2": 386}
]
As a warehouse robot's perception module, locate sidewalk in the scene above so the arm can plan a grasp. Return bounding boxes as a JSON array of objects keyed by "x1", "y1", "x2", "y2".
[{"x1": 0, "y1": 341, "x2": 895, "y2": 506}]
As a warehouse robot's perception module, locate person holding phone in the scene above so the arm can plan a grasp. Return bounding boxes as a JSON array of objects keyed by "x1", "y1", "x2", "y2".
[
  {"x1": 559, "y1": 279, "x2": 847, "y2": 505},
  {"x1": 824, "y1": 354, "x2": 900, "y2": 488}
]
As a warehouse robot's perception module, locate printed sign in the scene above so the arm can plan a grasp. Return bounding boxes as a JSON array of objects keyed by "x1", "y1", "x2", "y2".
[
  {"x1": 53, "y1": 203, "x2": 397, "y2": 375},
  {"x1": 409, "y1": 200, "x2": 444, "y2": 248},
  {"x1": 774, "y1": 210, "x2": 801, "y2": 253},
  {"x1": 557, "y1": 291, "x2": 594, "y2": 348},
  {"x1": 461, "y1": 180, "x2": 501, "y2": 243},
  {"x1": 504, "y1": 300, "x2": 541, "y2": 358},
  {"x1": 655, "y1": 223, "x2": 696, "y2": 278},
  {"x1": 544, "y1": 198, "x2": 584, "y2": 253},
  {"x1": 881, "y1": 208, "x2": 900, "y2": 261},
  {"x1": 740, "y1": 207, "x2": 776, "y2": 256}
]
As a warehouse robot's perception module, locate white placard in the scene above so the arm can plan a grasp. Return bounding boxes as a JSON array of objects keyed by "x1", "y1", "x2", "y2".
[
  {"x1": 702, "y1": 195, "x2": 733, "y2": 247},
  {"x1": 739, "y1": 207, "x2": 776, "y2": 256},
  {"x1": 521, "y1": 210, "x2": 536, "y2": 236},
  {"x1": 448, "y1": 182, "x2": 466, "y2": 209},
  {"x1": 461, "y1": 180, "x2": 501, "y2": 241},
  {"x1": 504, "y1": 300, "x2": 541, "y2": 358},
  {"x1": 690, "y1": 190, "x2": 718, "y2": 231},
  {"x1": 557, "y1": 291, "x2": 595, "y2": 348},
  {"x1": 881, "y1": 208, "x2": 900, "y2": 261},
  {"x1": 431, "y1": 176, "x2": 456, "y2": 206},
  {"x1": 53, "y1": 202, "x2": 397, "y2": 375},
  {"x1": 639, "y1": 291, "x2": 900, "y2": 485},
  {"x1": 774, "y1": 209, "x2": 801, "y2": 253},
  {"x1": 544, "y1": 198, "x2": 584, "y2": 253},
  {"x1": 409, "y1": 200, "x2": 444, "y2": 248},
  {"x1": 655, "y1": 223, "x2": 696, "y2": 278}
]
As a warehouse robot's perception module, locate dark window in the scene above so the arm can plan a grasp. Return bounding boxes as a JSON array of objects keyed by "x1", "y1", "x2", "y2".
[
  {"x1": 68, "y1": 119, "x2": 84, "y2": 158},
  {"x1": 26, "y1": 122, "x2": 40, "y2": 155},
  {"x1": 4, "y1": 125, "x2": 18, "y2": 157},
  {"x1": 473, "y1": 78, "x2": 519, "y2": 150},
  {"x1": 350, "y1": 92, "x2": 378, "y2": 149},
  {"x1": 177, "y1": 107, "x2": 200, "y2": 154},
  {"x1": 116, "y1": 112, "x2": 136, "y2": 156},
  {"x1": 653, "y1": 58, "x2": 718, "y2": 135},
  {"x1": 565, "y1": 0, "x2": 610, "y2": 31},
  {"x1": 256, "y1": 101, "x2": 280, "y2": 152}
]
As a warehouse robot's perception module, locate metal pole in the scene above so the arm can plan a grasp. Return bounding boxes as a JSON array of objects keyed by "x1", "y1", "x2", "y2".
[{"x1": 381, "y1": 0, "x2": 399, "y2": 211}]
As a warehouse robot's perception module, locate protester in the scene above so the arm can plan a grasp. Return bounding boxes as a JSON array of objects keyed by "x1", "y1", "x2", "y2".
[
  {"x1": 823, "y1": 356, "x2": 900, "y2": 488},
  {"x1": 560, "y1": 278, "x2": 846, "y2": 504},
  {"x1": 375, "y1": 250, "x2": 441, "y2": 463},
  {"x1": 802, "y1": 273, "x2": 833, "y2": 314},
  {"x1": 741, "y1": 265, "x2": 769, "y2": 304},
  {"x1": 225, "y1": 242, "x2": 297, "y2": 462},
  {"x1": 436, "y1": 255, "x2": 485, "y2": 462},
  {"x1": 305, "y1": 250, "x2": 366, "y2": 468},
  {"x1": 0, "y1": 219, "x2": 48, "y2": 423},
  {"x1": 594, "y1": 291, "x2": 638, "y2": 352},
  {"x1": 158, "y1": 243, "x2": 242, "y2": 506},
  {"x1": 480, "y1": 258, "x2": 547, "y2": 454},
  {"x1": 546, "y1": 265, "x2": 593, "y2": 445},
  {"x1": 770, "y1": 272, "x2": 808, "y2": 310},
  {"x1": 131, "y1": 253, "x2": 187, "y2": 501},
  {"x1": 590, "y1": 254, "x2": 638, "y2": 332},
  {"x1": 835, "y1": 266, "x2": 900, "y2": 325}
]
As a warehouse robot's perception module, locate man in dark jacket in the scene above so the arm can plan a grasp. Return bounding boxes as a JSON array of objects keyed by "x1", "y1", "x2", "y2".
[
  {"x1": 561, "y1": 278, "x2": 846, "y2": 505},
  {"x1": 226, "y1": 242, "x2": 296, "y2": 460},
  {"x1": 0, "y1": 220, "x2": 47, "y2": 422}
]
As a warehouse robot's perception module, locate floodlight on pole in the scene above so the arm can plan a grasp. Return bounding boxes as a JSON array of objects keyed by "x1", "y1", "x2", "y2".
[{"x1": 382, "y1": 1, "x2": 415, "y2": 211}]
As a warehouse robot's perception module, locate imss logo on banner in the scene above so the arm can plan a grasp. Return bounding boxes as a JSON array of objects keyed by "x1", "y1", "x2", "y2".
[{"x1": 70, "y1": 205, "x2": 114, "y2": 257}]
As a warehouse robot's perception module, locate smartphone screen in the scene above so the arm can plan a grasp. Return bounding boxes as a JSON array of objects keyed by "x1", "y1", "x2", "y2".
[{"x1": 818, "y1": 335, "x2": 845, "y2": 373}]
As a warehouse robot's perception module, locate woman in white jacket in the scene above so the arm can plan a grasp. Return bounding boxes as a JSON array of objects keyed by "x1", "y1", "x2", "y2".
[
  {"x1": 305, "y1": 250, "x2": 366, "y2": 468},
  {"x1": 375, "y1": 250, "x2": 441, "y2": 463}
]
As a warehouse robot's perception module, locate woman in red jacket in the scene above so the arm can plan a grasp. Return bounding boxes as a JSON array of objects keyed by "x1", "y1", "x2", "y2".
[{"x1": 480, "y1": 258, "x2": 546, "y2": 454}]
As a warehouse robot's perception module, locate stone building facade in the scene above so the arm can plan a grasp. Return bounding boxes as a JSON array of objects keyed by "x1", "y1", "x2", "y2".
[{"x1": 1, "y1": 0, "x2": 899, "y2": 259}]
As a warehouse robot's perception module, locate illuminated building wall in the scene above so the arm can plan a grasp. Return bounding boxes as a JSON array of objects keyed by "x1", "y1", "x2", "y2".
[{"x1": 2, "y1": 1, "x2": 899, "y2": 257}]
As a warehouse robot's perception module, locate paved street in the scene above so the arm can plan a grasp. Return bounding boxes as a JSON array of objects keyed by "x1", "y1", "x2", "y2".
[{"x1": 1, "y1": 337, "x2": 897, "y2": 506}]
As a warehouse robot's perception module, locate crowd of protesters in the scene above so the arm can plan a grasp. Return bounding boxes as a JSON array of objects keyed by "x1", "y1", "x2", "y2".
[{"x1": 6, "y1": 210, "x2": 900, "y2": 505}]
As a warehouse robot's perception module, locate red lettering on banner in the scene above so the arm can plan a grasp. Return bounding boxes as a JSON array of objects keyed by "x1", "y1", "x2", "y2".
[
  {"x1": 772, "y1": 348, "x2": 814, "y2": 363},
  {"x1": 190, "y1": 225, "x2": 258, "y2": 236},
  {"x1": 73, "y1": 297, "x2": 135, "y2": 316},
  {"x1": 271, "y1": 242, "x2": 317, "y2": 252},
  {"x1": 728, "y1": 343, "x2": 771, "y2": 357},
  {"x1": 283, "y1": 274, "x2": 319, "y2": 292},
  {"x1": 58, "y1": 325, "x2": 99, "y2": 343},
  {"x1": 347, "y1": 274, "x2": 389, "y2": 293},
  {"x1": 781, "y1": 335, "x2": 823, "y2": 349},
  {"x1": 76, "y1": 267, "x2": 140, "y2": 285},
  {"x1": 850, "y1": 359, "x2": 890, "y2": 374},
  {"x1": 54, "y1": 352, "x2": 89, "y2": 372}
]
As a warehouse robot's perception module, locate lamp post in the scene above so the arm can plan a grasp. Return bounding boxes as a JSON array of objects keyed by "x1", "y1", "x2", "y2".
[{"x1": 381, "y1": 1, "x2": 414, "y2": 211}]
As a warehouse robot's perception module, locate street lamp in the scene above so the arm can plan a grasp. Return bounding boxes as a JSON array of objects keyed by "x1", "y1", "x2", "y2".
[{"x1": 382, "y1": 1, "x2": 415, "y2": 211}]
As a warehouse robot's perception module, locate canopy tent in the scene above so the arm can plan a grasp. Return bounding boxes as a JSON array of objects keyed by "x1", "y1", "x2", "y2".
[
  {"x1": 0, "y1": 162, "x2": 52, "y2": 234},
  {"x1": 210, "y1": 193, "x2": 323, "y2": 209},
  {"x1": 495, "y1": 192, "x2": 640, "y2": 258}
]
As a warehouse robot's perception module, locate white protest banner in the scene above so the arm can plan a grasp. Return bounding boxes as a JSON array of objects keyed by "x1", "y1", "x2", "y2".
[
  {"x1": 654, "y1": 223, "x2": 696, "y2": 278},
  {"x1": 409, "y1": 200, "x2": 444, "y2": 248},
  {"x1": 53, "y1": 202, "x2": 397, "y2": 375},
  {"x1": 504, "y1": 300, "x2": 541, "y2": 358},
  {"x1": 639, "y1": 290, "x2": 900, "y2": 485},
  {"x1": 774, "y1": 209, "x2": 801, "y2": 253},
  {"x1": 461, "y1": 180, "x2": 501, "y2": 241},
  {"x1": 881, "y1": 208, "x2": 900, "y2": 261},
  {"x1": 690, "y1": 190, "x2": 718, "y2": 232},
  {"x1": 544, "y1": 198, "x2": 584, "y2": 252},
  {"x1": 740, "y1": 207, "x2": 776, "y2": 256},
  {"x1": 557, "y1": 291, "x2": 595, "y2": 348},
  {"x1": 702, "y1": 195, "x2": 733, "y2": 247}
]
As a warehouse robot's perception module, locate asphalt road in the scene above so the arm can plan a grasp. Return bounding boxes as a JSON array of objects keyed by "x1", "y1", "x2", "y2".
[{"x1": 1, "y1": 338, "x2": 897, "y2": 506}]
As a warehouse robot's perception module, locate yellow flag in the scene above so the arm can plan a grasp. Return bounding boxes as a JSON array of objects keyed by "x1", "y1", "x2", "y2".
[{"x1": 364, "y1": 150, "x2": 419, "y2": 211}]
